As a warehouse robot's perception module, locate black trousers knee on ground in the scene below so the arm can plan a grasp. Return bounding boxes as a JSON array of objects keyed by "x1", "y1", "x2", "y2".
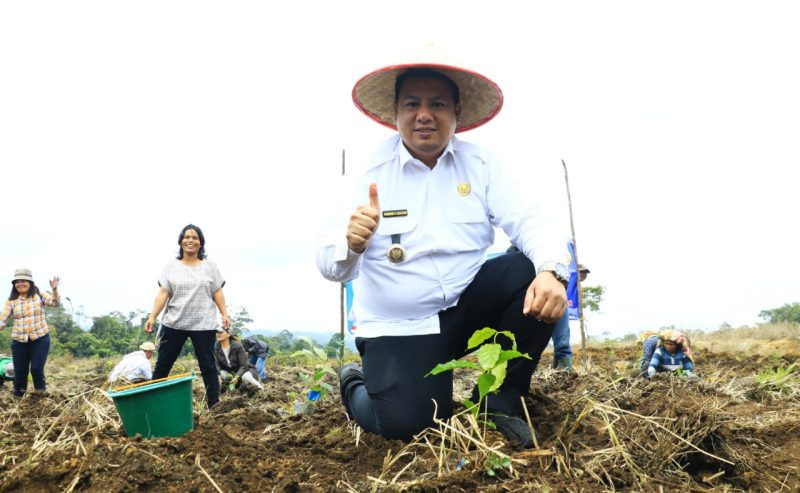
[{"x1": 346, "y1": 252, "x2": 554, "y2": 441}]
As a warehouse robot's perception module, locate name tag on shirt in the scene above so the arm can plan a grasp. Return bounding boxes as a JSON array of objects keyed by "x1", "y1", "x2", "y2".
[{"x1": 382, "y1": 209, "x2": 408, "y2": 218}]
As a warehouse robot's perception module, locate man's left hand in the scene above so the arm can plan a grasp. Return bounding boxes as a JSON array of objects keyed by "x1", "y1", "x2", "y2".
[{"x1": 523, "y1": 272, "x2": 567, "y2": 323}]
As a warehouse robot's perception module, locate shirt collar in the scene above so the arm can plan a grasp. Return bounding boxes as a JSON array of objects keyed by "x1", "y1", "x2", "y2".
[{"x1": 397, "y1": 137, "x2": 456, "y2": 169}]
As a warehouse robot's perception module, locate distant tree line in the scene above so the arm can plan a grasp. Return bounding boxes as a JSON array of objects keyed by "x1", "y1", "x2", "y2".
[
  {"x1": 759, "y1": 302, "x2": 800, "y2": 324},
  {"x1": 1, "y1": 305, "x2": 343, "y2": 359}
]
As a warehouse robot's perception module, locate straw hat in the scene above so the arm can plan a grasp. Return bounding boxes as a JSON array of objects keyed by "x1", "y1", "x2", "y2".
[
  {"x1": 352, "y1": 45, "x2": 503, "y2": 133},
  {"x1": 12, "y1": 268, "x2": 34, "y2": 283},
  {"x1": 139, "y1": 342, "x2": 156, "y2": 352},
  {"x1": 659, "y1": 330, "x2": 684, "y2": 344},
  {"x1": 578, "y1": 264, "x2": 590, "y2": 273}
]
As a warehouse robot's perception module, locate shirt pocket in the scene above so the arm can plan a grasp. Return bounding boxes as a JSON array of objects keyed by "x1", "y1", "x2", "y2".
[{"x1": 444, "y1": 198, "x2": 492, "y2": 250}]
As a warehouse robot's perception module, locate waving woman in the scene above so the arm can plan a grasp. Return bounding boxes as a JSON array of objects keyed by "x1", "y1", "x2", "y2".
[{"x1": 0, "y1": 268, "x2": 61, "y2": 397}]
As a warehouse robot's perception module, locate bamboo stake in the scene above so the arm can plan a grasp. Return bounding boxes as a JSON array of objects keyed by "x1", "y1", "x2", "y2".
[
  {"x1": 562, "y1": 159, "x2": 586, "y2": 349},
  {"x1": 339, "y1": 148, "x2": 347, "y2": 363}
]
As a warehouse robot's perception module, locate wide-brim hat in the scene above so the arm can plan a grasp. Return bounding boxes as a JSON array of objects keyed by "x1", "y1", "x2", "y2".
[
  {"x1": 352, "y1": 45, "x2": 503, "y2": 133},
  {"x1": 139, "y1": 342, "x2": 156, "y2": 352},
  {"x1": 578, "y1": 264, "x2": 590, "y2": 273},
  {"x1": 12, "y1": 268, "x2": 33, "y2": 283}
]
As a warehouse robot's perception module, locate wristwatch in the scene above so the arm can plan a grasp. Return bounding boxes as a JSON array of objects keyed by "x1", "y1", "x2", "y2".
[{"x1": 537, "y1": 262, "x2": 569, "y2": 288}]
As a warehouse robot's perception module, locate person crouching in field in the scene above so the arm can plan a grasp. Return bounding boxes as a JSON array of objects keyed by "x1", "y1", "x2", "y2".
[
  {"x1": 640, "y1": 330, "x2": 696, "y2": 378},
  {"x1": 214, "y1": 329, "x2": 263, "y2": 394},
  {"x1": 108, "y1": 342, "x2": 156, "y2": 386},
  {"x1": 241, "y1": 335, "x2": 269, "y2": 381},
  {"x1": 0, "y1": 268, "x2": 61, "y2": 398}
]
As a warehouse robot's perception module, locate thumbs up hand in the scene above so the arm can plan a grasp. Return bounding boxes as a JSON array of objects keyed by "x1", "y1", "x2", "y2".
[{"x1": 346, "y1": 183, "x2": 381, "y2": 254}]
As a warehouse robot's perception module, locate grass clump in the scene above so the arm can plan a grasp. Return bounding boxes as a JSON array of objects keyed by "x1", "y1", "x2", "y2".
[{"x1": 755, "y1": 362, "x2": 800, "y2": 397}]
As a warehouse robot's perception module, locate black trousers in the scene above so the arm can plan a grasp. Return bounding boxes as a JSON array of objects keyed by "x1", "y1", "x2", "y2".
[
  {"x1": 153, "y1": 326, "x2": 220, "y2": 408},
  {"x1": 347, "y1": 252, "x2": 554, "y2": 441},
  {"x1": 11, "y1": 333, "x2": 50, "y2": 397}
]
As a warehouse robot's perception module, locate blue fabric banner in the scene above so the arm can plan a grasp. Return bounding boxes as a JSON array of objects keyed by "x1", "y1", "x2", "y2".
[
  {"x1": 566, "y1": 241, "x2": 580, "y2": 320},
  {"x1": 345, "y1": 281, "x2": 356, "y2": 334}
]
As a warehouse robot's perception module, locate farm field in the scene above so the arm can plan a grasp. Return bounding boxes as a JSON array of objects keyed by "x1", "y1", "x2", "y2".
[{"x1": 1, "y1": 341, "x2": 799, "y2": 492}]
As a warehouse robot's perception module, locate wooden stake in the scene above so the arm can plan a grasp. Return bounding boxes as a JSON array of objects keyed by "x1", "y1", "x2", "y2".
[
  {"x1": 562, "y1": 159, "x2": 586, "y2": 350},
  {"x1": 339, "y1": 149, "x2": 346, "y2": 363}
]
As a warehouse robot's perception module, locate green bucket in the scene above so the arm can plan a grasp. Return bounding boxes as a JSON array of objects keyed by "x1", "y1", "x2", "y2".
[
  {"x1": 108, "y1": 372, "x2": 196, "y2": 438},
  {"x1": 0, "y1": 356, "x2": 12, "y2": 380}
]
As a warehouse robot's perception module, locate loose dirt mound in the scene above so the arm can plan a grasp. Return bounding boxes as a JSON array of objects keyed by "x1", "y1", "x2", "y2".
[{"x1": 1, "y1": 346, "x2": 799, "y2": 492}]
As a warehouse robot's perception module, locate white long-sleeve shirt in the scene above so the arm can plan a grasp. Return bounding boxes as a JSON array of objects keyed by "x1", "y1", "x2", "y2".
[
  {"x1": 317, "y1": 135, "x2": 568, "y2": 338},
  {"x1": 108, "y1": 350, "x2": 153, "y2": 383}
]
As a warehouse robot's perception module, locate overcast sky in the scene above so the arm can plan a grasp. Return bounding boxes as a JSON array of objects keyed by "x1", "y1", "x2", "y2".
[{"x1": 2, "y1": 1, "x2": 798, "y2": 341}]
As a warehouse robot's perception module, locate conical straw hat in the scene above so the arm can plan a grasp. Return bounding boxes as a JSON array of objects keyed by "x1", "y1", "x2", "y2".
[{"x1": 352, "y1": 45, "x2": 503, "y2": 133}]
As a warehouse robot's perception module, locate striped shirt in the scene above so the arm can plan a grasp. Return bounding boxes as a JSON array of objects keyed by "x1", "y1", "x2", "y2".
[
  {"x1": 0, "y1": 293, "x2": 60, "y2": 342},
  {"x1": 647, "y1": 346, "x2": 694, "y2": 377}
]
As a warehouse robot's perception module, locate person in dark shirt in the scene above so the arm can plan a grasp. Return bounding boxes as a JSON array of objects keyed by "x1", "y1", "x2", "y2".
[{"x1": 241, "y1": 335, "x2": 269, "y2": 380}]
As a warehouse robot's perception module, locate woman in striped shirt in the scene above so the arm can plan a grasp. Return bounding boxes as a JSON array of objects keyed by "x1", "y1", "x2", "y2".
[{"x1": 0, "y1": 268, "x2": 61, "y2": 397}]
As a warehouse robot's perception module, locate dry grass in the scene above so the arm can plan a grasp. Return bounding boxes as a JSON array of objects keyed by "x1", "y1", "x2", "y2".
[
  {"x1": 361, "y1": 403, "x2": 532, "y2": 491},
  {"x1": 2, "y1": 339, "x2": 799, "y2": 492},
  {"x1": 351, "y1": 348, "x2": 800, "y2": 492},
  {"x1": 700, "y1": 323, "x2": 800, "y2": 342}
]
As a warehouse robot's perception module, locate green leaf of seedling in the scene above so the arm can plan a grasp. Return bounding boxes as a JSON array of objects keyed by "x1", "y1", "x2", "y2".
[
  {"x1": 489, "y1": 361, "x2": 507, "y2": 393},
  {"x1": 312, "y1": 347, "x2": 328, "y2": 361},
  {"x1": 484, "y1": 454, "x2": 511, "y2": 477},
  {"x1": 463, "y1": 398, "x2": 480, "y2": 418},
  {"x1": 320, "y1": 382, "x2": 334, "y2": 393},
  {"x1": 476, "y1": 343, "x2": 502, "y2": 371},
  {"x1": 310, "y1": 383, "x2": 322, "y2": 392},
  {"x1": 467, "y1": 327, "x2": 498, "y2": 350},
  {"x1": 291, "y1": 349, "x2": 306, "y2": 359},
  {"x1": 477, "y1": 373, "x2": 497, "y2": 401},
  {"x1": 426, "y1": 359, "x2": 480, "y2": 377},
  {"x1": 298, "y1": 372, "x2": 312, "y2": 385},
  {"x1": 497, "y1": 330, "x2": 518, "y2": 351},
  {"x1": 313, "y1": 367, "x2": 326, "y2": 381},
  {"x1": 497, "y1": 349, "x2": 532, "y2": 365},
  {"x1": 321, "y1": 365, "x2": 337, "y2": 377}
]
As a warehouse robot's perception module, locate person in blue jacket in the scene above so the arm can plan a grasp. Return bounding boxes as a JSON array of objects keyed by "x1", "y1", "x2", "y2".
[{"x1": 646, "y1": 331, "x2": 696, "y2": 378}]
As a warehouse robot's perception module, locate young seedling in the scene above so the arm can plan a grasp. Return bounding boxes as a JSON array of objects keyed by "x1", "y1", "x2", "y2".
[
  {"x1": 426, "y1": 327, "x2": 531, "y2": 420},
  {"x1": 426, "y1": 327, "x2": 531, "y2": 477},
  {"x1": 484, "y1": 453, "x2": 512, "y2": 477},
  {"x1": 291, "y1": 336, "x2": 337, "y2": 404}
]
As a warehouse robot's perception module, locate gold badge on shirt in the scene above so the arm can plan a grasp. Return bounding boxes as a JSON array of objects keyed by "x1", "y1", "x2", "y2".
[
  {"x1": 457, "y1": 183, "x2": 471, "y2": 196},
  {"x1": 387, "y1": 244, "x2": 407, "y2": 263}
]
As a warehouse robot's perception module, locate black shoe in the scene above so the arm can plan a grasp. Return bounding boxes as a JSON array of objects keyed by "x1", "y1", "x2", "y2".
[
  {"x1": 494, "y1": 415, "x2": 534, "y2": 448},
  {"x1": 338, "y1": 363, "x2": 364, "y2": 418}
]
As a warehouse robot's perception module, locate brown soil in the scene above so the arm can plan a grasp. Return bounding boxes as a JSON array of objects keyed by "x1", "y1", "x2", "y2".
[{"x1": 1, "y1": 345, "x2": 799, "y2": 492}]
